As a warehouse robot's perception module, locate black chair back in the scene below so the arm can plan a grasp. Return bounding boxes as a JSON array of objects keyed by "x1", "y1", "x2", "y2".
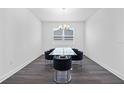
[
  {"x1": 72, "y1": 48, "x2": 78, "y2": 53},
  {"x1": 76, "y1": 51, "x2": 83, "y2": 60},
  {"x1": 45, "y1": 51, "x2": 54, "y2": 60},
  {"x1": 49, "y1": 48, "x2": 55, "y2": 52},
  {"x1": 72, "y1": 50, "x2": 83, "y2": 60},
  {"x1": 53, "y1": 56, "x2": 72, "y2": 71}
]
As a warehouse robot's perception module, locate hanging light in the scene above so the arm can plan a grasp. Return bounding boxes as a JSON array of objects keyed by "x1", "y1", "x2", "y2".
[
  {"x1": 62, "y1": 8, "x2": 66, "y2": 10},
  {"x1": 57, "y1": 24, "x2": 71, "y2": 31}
]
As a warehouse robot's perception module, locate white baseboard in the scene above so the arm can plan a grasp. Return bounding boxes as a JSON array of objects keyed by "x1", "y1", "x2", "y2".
[
  {"x1": 0, "y1": 53, "x2": 41, "y2": 83},
  {"x1": 85, "y1": 55, "x2": 124, "y2": 81}
]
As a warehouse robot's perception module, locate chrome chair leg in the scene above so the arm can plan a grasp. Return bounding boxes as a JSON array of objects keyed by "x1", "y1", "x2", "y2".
[{"x1": 45, "y1": 59, "x2": 47, "y2": 64}]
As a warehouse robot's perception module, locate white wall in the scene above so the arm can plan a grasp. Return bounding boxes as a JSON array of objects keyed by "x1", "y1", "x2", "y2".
[
  {"x1": 42, "y1": 21, "x2": 84, "y2": 53},
  {"x1": 0, "y1": 9, "x2": 42, "y2": 82},
  {"x1": 85, "y1": 9, "x2": 124, "y2": 80}
]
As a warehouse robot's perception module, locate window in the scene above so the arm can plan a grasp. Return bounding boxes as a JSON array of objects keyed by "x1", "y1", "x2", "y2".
[
  {"x1": 53, "y1": 24, "x2": 74, "y2": 40},
  {"x1": 54, "y1": 29, "x2": 63, "y2": 40}
]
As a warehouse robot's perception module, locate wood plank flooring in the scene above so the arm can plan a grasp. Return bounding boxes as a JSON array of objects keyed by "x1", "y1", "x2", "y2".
[{"x1": 1, "y1": 55, "x2": 124, "y2": 84}]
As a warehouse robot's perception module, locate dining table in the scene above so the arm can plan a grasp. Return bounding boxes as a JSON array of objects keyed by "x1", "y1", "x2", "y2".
[{"x1": 49, "y1": 47, "x2": 76, "y2": 56}]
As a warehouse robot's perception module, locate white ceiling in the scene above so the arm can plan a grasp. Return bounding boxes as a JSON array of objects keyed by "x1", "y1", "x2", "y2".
[{"x1": 29, "y1": 8, "x2": 100, "y2": 21}]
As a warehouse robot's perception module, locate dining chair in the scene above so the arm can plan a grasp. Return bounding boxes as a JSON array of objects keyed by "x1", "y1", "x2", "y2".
[
  {"x1": 53, "y1": 55, "x2": 72, "y2": 84},
  {"x1": 71, "y1": 50, "x2": 83, "y2": 65},
  {"x1": 44, "y1": 50, "x2": 54, "y2": 64}
]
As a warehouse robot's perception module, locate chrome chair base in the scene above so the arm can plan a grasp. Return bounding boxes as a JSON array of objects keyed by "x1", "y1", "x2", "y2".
[{"x1": 53, "y1": 70, "x2": 71, "y2": 84}]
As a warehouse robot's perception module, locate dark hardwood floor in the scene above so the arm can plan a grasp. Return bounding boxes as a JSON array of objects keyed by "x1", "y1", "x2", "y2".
[{"x1": 1, "y1": 55, "x2": 124, "y2": 84}]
